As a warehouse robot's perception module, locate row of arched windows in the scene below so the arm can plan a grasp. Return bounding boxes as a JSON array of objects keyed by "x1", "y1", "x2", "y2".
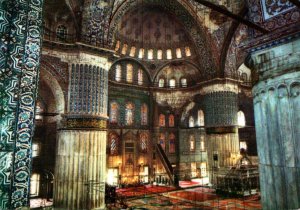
[
  {"x1": 110, "y1": 102, "x2": 148, "y2": 126},
  {"x1": 114, "y1": 64, "x2": 144, "y2": 85},
  {"x1": 159, "y1": 133, "x2": 176, "y2": 153},
  {"x1": 189, "y1": 110, "x2": 205, "y2": 128},
  {"x1": 108, "y1": 132, "x2": 149, "y2": 155},
  {"x1": 115, "y1": 41, "x2": 192, "y2": 60},
  {"x1": 159, "y1": 114, "x2": 175, "y2": 127},
  {"x1": 158, "y1": 78, "x2": 187, "y2": 88},
  {"x1": 188, "y1": 110, "x2": 246, "y2": 128}
]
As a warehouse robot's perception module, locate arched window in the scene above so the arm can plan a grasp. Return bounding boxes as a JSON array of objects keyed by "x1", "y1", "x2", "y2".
[
  {"x1": 140, "y1": 132, "x2": 148, "y2": 153},
  {"x1": 30, "y1": 173, "x2": 40, "y2": 196},
  {"x1": 200, "y1": 135, "x2": 205, "y2": 151},
  {"x1": 189, "y1": 116, "x2": 194, "y2": 127},
  {"x1": 159, "y1": 114, "x2": 165, "y2": 127},
  {"x1": 109, "y1": 133, "x2": 119, "y2": 155},
  {"x1": 125, "y1": 102, "x2": 134, "y2": 125},
  {"x1": 185, "y1": 47, "x2": 191, "y2": 57},
  {"x1": 138, "y1": 48, "x2": 144, "y2": 59},
  {"x1": 126, "y1": 63, "x2": 133, "y2": 83},
  {"x1": 115, "y1": 65, "x2": 121, "y2": 82},
  {"x1": 157, "y1": 49, "x2": 163, "y2": 60},
  {"x1": 148, "y1": 49, "x2": 153, "y2": 60},
  {"x1": 141, "y1": 104, "x2": 148, "y2": 125},
  {"x1": 35, "y1": 101, "x2": 44, "y2": 120},
  {"x1": 181, "y1": 78, "x2": 187, "y2": 87},
  {"x1": 159, "y1": 78, "x2": 165, "y2": 87},
  {"x1": 197, "y1": 110, "x2": 205, "y2": 126},
  {"x1": 110, "y1": 102, "x2": 119, "y2": 123},
  {"x1": 169, "y1": 133, "x2": 175, "y2": 153},
  {"x1": 190, "y1": 135, "x2": 195, "y2": 151},
  {"x1": 138, "y1": 69, "x2": 143, "y2": 85},
  {"x1": 169, "y1": 114, "x2": 175, "y2": 127},
  {"x1": 200, "y1": 162, "x2": 207, "y2": 177},
  {"x1": 129, "y1": 46, "x2": 136, "y2": 57},
  {"x1": 159, "y1": 133, "x2": 166, "y2": 151},
  {"x1": 121, "y1": 44, "x2": 128, "y2": 55},
  {"x1": 56, "y1": 25, "x2": 67, "y2": 41},
  {"x1": 237, "y1": 111, "x2": 246, "y2": 127},
  {"x1": 169, "y1": 79, "x2": 176, "y2": 88},
  {"x1": 167, "y1": 49, "x2": 172, "y2": 59},
  {"x1": 176, "y1": 48, "x2": 182, "y2": 58},
  {"x1": 32, "y1": 143, "x2": 40, "y2": 157},
  {"x1": 115, "y1": 40, "x2": 120, "y2": 51}
]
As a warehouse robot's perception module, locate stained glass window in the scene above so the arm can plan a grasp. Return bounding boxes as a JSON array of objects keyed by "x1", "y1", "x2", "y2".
[
  {"x1": 159, "y1": 114, "x2": 165, "y2": 127},
  {"x1": 30, "y1": 173, "x2": 40, "y2": 196},
  {"x1": 126, "y1": 63, "x2": 133, "y2": 83},
  {"x1": 109, "y1": 133, "x2": 119, "y2": 155},
  {"x1": 115, "y1": 65, "x2": 121, "y2": 82},
  {"x1": 121, "y1": 44, "x2": 128, "y2": 55},
  {"x1": 125, "y1": 102, "x2": 134, "y2": 125},
  {"x1": 169, "y1": 114, "x2": 175, "y2": 127},
  {"x1": 189, "y1": 116, "x2": 194, "y2": 127},
  {"x1": 185, "y1": 47, "x2": 191, "y2": 56},
  {"x1": 115, "y1": 40, "x2": 120, "y2": 51},
  {"x1": 190, "y1": 135, "x2": 195, "y2": 151},
  {"x1": 148, "y1": 49, "x2": 153, "y2": 60},
  {"x1": 130, "y1": 46, "x2": 136, "y2": 57},
  {"x1": 169, "y1": 79, "x2": 176, "y2": 88},
  {"x1": 157, "y1": 49, "x2": 163, "y2": 60},
  {"x1": 167, "y1": 49, "x2": 172, "y2": 59},
  {"x1": 169, "y1": 133, "x2": 175, "y2": 153},
  {"x1": 139, "y1": 48, "x2": 144, "y2": 59},
  {"x1": 237, "y1": 111, "x2": 246, "y2": 127},
  {"x1": 159, "y1": 78, "x2": 165, "y2": 87},
  {"x1": 140, "y1": 132, "x2": 148, "y2": 153},
  {"x1": 176, "y1": 48, "x2": 182, "y2": 58},
  {"x1": 110, "y1": 102, "x2": 119, "y2": 123},
  {"x1": 138, "y1": 69, "x2": 143, "y2": 85},
  {"x1": 198, "y1": 110, "x2": 205, "y2": 126},
  {"x1": 181, "y1": 78, "x2": 187, "y2": 87},
  {"x1": 159, "y1": 133, "x2": 166, "y2": 151},
  {"x1": 141, "y1": 103, "x2": 148, "y2": 125}
]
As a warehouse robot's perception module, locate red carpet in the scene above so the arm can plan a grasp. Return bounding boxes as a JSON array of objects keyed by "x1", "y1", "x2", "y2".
[
  {"x1": 168, "y1": 190, "x2": 217, "y2": 202},
  {"x1": 116, "y1": 185, "x2": 176, "y2": 197}
]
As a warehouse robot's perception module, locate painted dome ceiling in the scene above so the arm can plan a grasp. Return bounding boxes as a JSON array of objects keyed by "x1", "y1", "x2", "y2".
[{"x1": 115, "y1": 6, "x2": 194, "y2": 50}]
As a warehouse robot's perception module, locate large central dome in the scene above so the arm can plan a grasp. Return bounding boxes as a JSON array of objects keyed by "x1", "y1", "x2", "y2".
[{"x1": 114, "y1": 6, "x2": 195, "y2": 59}]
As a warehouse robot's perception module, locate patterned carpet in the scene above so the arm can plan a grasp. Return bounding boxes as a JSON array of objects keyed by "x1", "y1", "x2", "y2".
[
  {"x1": 116, "y1": 185, "x2": 176, "y2": 198},
  {"x1": 118, "y1": 187, "x2": 262, "y2": 210}
]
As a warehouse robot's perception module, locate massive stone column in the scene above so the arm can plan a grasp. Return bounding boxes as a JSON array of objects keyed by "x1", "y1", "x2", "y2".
[
  {"x1": 201, "y1": 81, "x2": 240, "y2": 184},
  {"x1": 0, "y1": 0, "x2": 44, "y2": 209},
  {"x1": 248, "y1": 38, "x2": 300, "y2": 209},
  {"x1": 53, "y1": 57, "x2": 110, "y2": 209}
]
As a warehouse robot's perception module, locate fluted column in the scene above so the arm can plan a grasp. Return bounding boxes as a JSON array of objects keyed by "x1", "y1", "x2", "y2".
[
  {"x1": 201, "y1": 81, "x2": 240, "y2": 184},
  {"x1": 248, "y1": 38, "x2": 300, "y2": 209},
  {"x1": 54, "y1": 57, "x2": 110, "y2": 209}
]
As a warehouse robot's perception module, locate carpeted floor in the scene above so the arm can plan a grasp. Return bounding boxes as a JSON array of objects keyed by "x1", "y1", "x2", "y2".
[
  {"x1": 116, "y1": 185, "x2": 176, "y2": 198},
  {"x1": 119, "y1": 187, "x2": 262, "y2": 210}
]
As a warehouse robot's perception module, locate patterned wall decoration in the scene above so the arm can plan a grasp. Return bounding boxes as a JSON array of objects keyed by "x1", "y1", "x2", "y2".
[
  {"x1": 247, "y1": 0, "x2": 300, "y2": 33},
  {"x1": 261, "y1": 0, "x2": 295, "y2": 20},
  {"x1": 81, "y1": 0, "x2": 113, "y2": 47},
  {"x1": 69, "y1": 64, "x2": 108, "y2": 115},
  {"x1": 203, "y1": 92, "x2": 238, "y2": 127},
  {"x1": 0, "y1": 0, "x2": 44, "y2": 208}
]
